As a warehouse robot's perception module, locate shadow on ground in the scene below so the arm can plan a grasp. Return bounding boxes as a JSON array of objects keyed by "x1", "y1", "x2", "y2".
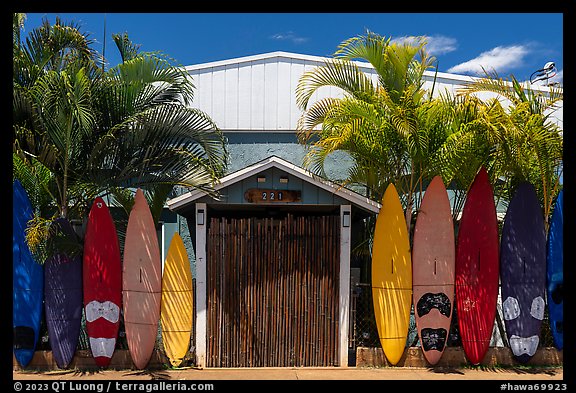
[
  {"x1": 429, "y1": 365, "x2": 562, "y2": 376},
  {"x1": 504, "y1": 367, "x2": 561, "y2": 376},
  {"x1": 427, "y1": 367, "x2": 465, "y2": 375},
  {"x1": 17, "y1": 369, "x2": 104, "y2": 377},
  {"x1": 123, "y1": 369, "x2": 172, "y2": 380}
]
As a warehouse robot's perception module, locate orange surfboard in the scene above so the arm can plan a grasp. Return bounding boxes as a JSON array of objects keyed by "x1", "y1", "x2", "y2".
[
  {"x1": 123, "y1": 189, "x2": 162, "y2": 369},
  {"x1": 412, "y1": 176, "x2": 455, "y2": 365}
]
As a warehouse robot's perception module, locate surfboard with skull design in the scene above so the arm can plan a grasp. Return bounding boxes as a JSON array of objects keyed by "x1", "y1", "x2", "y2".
[
  {"x1": 412, "y1": 175, "x2": 455, "y2": 365},
  {"x1": 500, "y1": 182, "x2": 546, "y2": 363}
]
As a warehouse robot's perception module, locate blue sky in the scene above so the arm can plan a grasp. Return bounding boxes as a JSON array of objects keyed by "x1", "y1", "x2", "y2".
[{"x1": 21, "y1": 13, "x2": 563, "y2": 85}]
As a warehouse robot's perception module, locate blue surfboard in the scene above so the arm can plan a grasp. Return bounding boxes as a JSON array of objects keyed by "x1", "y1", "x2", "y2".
[
  {"x1": 500, "y1": 182, "x2": 546, "y2": 363},
  {"x1": 547, "y1": 189, "x2": 563, "y2": 350},
  {"x1": 13, "y1": 180, "x2": 44, "y2": 367}
]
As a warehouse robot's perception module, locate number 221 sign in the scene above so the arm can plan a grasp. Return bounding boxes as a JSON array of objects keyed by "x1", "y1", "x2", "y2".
[{"x1": 244, "y1": 189, "x2": 301, "y2": 203}]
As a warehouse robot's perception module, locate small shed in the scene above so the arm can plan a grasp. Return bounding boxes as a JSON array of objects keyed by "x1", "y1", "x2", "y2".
[{"x1": 167, "y1": 156, "x2": 380, "y2": 367}]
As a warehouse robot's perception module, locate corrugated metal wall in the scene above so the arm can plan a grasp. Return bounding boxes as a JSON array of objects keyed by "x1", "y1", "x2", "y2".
[
  {"x1": 186, "y1": 52, "x2": 563, "y2": 134},
  {"x1": 188, "y1": 56, "x2": 348, "y2": 131}
]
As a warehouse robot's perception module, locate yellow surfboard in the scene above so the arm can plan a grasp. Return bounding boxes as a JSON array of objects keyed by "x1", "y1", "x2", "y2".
[
  {"x1": 371, "y1": 183, "x2": 412, "y2": 366},
  {"x1": 161, "y1": 232, "x2": 194, "y2": 367}
]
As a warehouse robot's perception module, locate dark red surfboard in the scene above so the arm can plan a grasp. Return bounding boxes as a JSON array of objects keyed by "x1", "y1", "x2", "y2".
[
  {"x1": 455, "y1": 167, "x2": 500, "y2": 365},
  {"x1": 83, "y1": 197, "x2": 122, "y2": 368}
]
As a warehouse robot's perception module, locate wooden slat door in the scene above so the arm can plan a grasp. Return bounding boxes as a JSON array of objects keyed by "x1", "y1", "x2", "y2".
[{"x1": 206, "y1": 214, "x2": 340, "y2": 367}]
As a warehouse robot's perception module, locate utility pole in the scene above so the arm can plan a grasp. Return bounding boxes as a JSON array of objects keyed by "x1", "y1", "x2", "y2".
[{"x1": 102, "y1": 13, "x2": 106, "y2": 72}]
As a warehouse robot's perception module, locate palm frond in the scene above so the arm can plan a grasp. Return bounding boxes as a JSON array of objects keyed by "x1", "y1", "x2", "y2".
[
  {"x1": 108, "y1": 54, "x2": 195, "y2": 107},
  {"x1": 15, "y1": 16, "x2": 99, "y2": 87},
  {"x1": 112, "y1": 32, "x2": 141, "y2": 63},
  {"x1": 333, "y1": 30, "x2": 390, "y2": 74},
  {"x1": 86, "y1": 104, "x2": 227, "y2": 195},
  {"x1": 296, "y1": 97, "x2": 341, "y2": 143},
  {"x1": 456, "y1": 68, "x2": 520, "y2": 105},
  {"x1": 296, "y1": 58, "x2": 375, "y2": 110},
  {"x1": 29, "y1": 68, "x2": 96, "y2": 153},
  {"x1": 13, "y1": 151, "x2": 56, "y2": 214}
]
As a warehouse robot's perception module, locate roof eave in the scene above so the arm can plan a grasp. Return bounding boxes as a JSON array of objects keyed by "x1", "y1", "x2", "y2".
[{"x1": 167, "y1": 156, "x2": 381, "y2": 214}]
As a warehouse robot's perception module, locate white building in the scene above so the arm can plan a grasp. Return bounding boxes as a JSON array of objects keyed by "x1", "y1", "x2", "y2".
[{"x1": 164, "y1": 52, "x2": 563, "y2": 368}]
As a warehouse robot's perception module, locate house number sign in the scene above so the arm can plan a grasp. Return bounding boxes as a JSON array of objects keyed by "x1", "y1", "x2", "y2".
[{"x1": 244, "y1": 189, "x2": 301, "y2": 203}]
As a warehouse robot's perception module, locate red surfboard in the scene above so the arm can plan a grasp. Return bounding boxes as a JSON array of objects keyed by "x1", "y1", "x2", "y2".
[
  {"x1": 123, "y1": 189, "x2": 162, "y2": 369},
  {"x1": 83, "y1": 197, "x2": 122, "y2": 368},
  {"x1": 455, "y1": 167, "x2": 499, "y2": 365},
  {"x1": 412, "y1": 176, "x2": 455, "y2": 365}
]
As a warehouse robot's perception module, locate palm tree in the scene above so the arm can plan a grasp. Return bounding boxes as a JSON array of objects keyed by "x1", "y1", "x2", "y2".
[
  {"x1": 426, "y1": 91, "x2": 498, "y2": 220},
  {"x1": 13, "y1": 15, "x2": 228, "y2": 260},
  {"x1": 296, "y1": 31, "x2": 439, "y2": 229},
  {"x1": 441, "y1": 70, "x2": 563, "y2": 228},
  {"x1": 87, "y1": 32, "x2": 228, "y2": 219},
  {"x1": 13, "y1": 16, "x2": 103, "y2": 258}
]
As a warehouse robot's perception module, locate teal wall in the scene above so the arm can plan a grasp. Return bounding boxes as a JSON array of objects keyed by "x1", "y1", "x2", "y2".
[
  {"x1": 225, "y1": 132, "x2": 354, "y2": 181},
  {"x1": 157, "y1": 205, "x2": 196, "y2": 278}
]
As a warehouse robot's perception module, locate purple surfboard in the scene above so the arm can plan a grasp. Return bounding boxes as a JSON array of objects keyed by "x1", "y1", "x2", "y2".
[
  {"x1": 500, "y1": 182, "x2": 546, "y2": 363},
  {"x1": 44, "y1": 218, "x2": 83, "y2": 369}
]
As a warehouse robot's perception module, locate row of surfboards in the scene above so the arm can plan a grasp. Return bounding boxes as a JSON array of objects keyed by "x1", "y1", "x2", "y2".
[
  {"x1": 13, "y1": 182, "x2": 194, "y2": 369},
  {"x1": 13, "y1": 164, "x2": 564, "y2": 369},
  {"x1": 373, "y1": 167, "x2": 563, "y2": 366}
]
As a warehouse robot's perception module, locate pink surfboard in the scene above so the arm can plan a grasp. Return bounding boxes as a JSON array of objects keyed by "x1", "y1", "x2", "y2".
[
  {"x1": 412, "y1": 175, "x2": 455, "y2": 365},
  {"x1": 123, "y1": 189, "x2": 162, "y2": 369},
  {"x1": 83, "y1": 197, "x2": 122, "y2": 368}
]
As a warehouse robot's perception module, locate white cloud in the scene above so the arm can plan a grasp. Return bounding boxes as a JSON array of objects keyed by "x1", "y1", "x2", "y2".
[
  {"x1": 269, "y1": 31, "x2": 308, "y2": 44},
  {"x1": 391, "y1": 35, "x2": 458, "y2": 55},
  {"x1": 391, "y1": 35, "x2": 420, "y2": 45},
  {"x1": 447, "y1": 45, "x2": 531, "y2": 75},
  {"x1": 426, "y1": 36, "x2": 459, "y2": 56}
]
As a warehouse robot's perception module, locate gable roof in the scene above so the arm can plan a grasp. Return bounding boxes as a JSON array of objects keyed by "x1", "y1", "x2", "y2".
[
  {"x1": 185, "y1": 50, "x2": 558, "y2": 94},
  {"x1": 184, "y1": 50, "x2": 478, "y2": 84},
  {"x1": 167, "y1": 155, "x2": 381, "y2": 214},
  {"x1": 185, "y1": 51, "x2": 367, "y2": 71}
]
